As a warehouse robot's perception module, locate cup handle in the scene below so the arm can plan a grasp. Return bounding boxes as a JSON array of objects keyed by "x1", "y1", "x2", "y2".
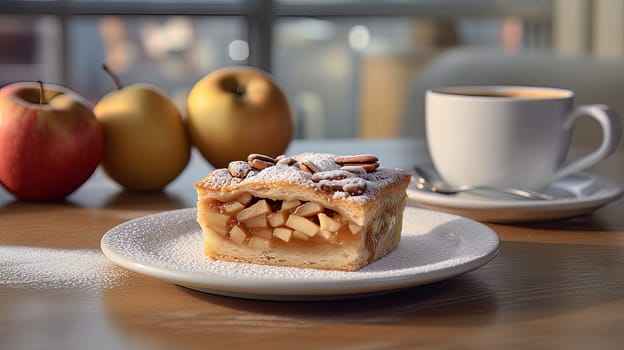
[{"x1": 550, "y1": 104, "x2": 622, "y2": 182}]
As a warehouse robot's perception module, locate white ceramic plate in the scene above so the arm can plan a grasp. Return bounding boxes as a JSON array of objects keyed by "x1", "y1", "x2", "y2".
[
  {"x1": 408, "y1": 170, "x2": 623, "y2": 223},
  {"x1": 101, "y1": 207, "x2": 500, "y2": 301}
]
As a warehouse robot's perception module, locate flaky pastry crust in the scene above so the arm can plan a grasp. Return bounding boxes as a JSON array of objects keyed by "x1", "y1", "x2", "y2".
[{"x1": 195, "y1": 153, "x2": 411, "y2": 271}]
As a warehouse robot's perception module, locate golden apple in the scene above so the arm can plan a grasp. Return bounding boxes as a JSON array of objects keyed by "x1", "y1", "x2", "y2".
[
  {"x1": 94, "y1": 66, "x2": 190, "y2": 191},
  {"x1": 186, "y1": 66, "x2": 293, "y2": 168}
]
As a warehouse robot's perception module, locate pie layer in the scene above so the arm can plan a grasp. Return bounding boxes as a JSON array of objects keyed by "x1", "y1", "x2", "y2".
[{"x1": 195, "y1": 153, "x2": 411, "y2": 271}]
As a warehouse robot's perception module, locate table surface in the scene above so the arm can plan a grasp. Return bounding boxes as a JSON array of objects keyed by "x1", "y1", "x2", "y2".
[{"x1": 1, "y1": 138, "x2": 623, "y2": 350}]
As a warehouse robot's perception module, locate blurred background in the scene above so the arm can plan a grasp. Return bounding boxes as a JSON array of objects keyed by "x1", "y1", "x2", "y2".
[{"x1": 1, "y1": 0, "x2": 623, "y2": 141}]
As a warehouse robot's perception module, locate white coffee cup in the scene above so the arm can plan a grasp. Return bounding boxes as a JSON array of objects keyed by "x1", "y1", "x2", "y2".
[{"x1": 426, "y1": 86, "x2": 622, "y2": 191}]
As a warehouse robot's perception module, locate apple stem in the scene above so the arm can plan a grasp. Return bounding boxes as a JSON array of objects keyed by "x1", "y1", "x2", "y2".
[
  {"x1": 38, "y1": 80, "x2": 45, "y2": 104},
  {"x1": 236, "y1": 86, "x2": 246, "y2": 97},
  {"x1": 101, "y1": 64, "x2": 123, "y2": 90}
]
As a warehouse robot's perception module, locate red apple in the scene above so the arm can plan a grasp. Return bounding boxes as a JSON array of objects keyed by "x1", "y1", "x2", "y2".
[{"x1": 0, "y1": 81, "x2": 103, "y2": 201}]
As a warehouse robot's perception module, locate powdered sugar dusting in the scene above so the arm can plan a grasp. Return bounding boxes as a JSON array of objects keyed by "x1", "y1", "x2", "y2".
[
  {"x1": 197, "y1": 153, "x2": 410, "y2": 204},
  {"x1": 294, "y1": 153, "x2": 342, "y2": 171},
  {"x1": 101, "y1": 208, "x2": 499, "y2": 297},
  {"x1": 1, "y1": 246, "x2": 130, "y2": 290}
]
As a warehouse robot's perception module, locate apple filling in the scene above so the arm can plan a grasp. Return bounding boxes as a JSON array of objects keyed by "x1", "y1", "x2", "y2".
[{"x1": 201, "y1": 192, "x2": 363, "y2": 249}]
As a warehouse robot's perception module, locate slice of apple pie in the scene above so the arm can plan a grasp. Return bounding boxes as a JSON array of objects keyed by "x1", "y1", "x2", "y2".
[{"x1": 194, "y1": 153, "x2": 411, "y2": 271}]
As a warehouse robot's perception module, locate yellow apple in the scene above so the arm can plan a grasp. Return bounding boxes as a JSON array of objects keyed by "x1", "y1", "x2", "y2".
[
  {"x1": 94, "y1": 65, "x2": 190, "y2": 191},
  {"x1": 186, "y1": 66, "x2": 293, "y2": 168}
]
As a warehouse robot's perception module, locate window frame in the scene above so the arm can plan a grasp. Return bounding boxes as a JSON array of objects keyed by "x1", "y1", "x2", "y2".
[{"x1": 1, "y1": 0, "x2": 552, "y2": 83}]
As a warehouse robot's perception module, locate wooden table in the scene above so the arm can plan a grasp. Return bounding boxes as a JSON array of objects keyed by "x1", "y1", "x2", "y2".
[{"x1": 1, "y1": 138, "x2": 623, "y2": 349}]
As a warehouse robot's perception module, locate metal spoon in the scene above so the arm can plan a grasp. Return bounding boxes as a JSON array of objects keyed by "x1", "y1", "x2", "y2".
[{"x1": 412, "y1": 165, "x2": 554, "y2": 201}]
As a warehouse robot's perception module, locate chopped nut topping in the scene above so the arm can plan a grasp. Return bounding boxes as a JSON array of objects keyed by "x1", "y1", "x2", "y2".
[
  {"x1": 340, "y1": 166, "x2": 367, "y2": 175},
  {"x1": 231, "y1": 153, "x2": 380, "y2": 197},
  {"x1": 248, "y1": 158, "x2": 274, "y2": 170},
  {"x1": 248, "y1": 153, "x2": 277, "y2": 163},
  {"x1": 340, "y1": 162, "x2": 379, "y2": 171},
  {"x1": 335, "y1": 154, "x2": 378, "y2": 164},
  {"x1": 228, "y1": 161, "x2": 252, "y2": 178},
  {"x1": 318, "y1": 178, "x2": 367, "y2": 195},
  {"x1": 341, "y1": 178, "x2": 368, "y2": 195},
  {"x1": 276, "y1": 155, "x2": 297, "y2": 166},
  {"x1": 247, "y1": 153, "x2": 277, "y2": 170},
  {"x1": 311, "y1": 170, "x2": 355, "y2": 182},
  {"x1": 299, "y1": 160, "x2": 320, "y2": 173},
  {"x1": 334, "y1": 154, "x2": 379, "y2": 172}
]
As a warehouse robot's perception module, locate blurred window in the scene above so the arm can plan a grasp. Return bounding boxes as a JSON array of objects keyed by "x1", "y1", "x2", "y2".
[{"x1": 0, "y1": 0, "x2": 552, "y2": 138}]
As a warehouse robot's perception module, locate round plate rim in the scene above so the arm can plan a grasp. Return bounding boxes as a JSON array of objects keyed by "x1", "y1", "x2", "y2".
[
  {"x1": 407, "y1": 172, "x2": 623, "y2": 223},
  {"x1": 101, "y1": 207, "x2": 500, "y2": 300}
]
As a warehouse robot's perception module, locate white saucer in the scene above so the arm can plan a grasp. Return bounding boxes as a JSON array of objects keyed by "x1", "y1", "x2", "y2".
[
  {"x1": 100, "y1": 207, "x2": 500, "y2": 301},
  {"x1": 407, "y1": 170, "x2": 623, "y2": 223}
]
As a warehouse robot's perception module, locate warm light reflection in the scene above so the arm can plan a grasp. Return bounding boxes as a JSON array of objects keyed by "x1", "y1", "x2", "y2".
[
  {"x1": 141, "y1": 16, "x2": 194, "y2": 59},
  {"x1": 99, "y1": 16, "x2": 137, "y2": 73},
  {"x1": 501, "y1": 16, "x2": 523, "y2": 52},
  {"x1": 348, "y1": 25, "x2": 370, "y2": 51},
  {"x1": 228, "y1": 39, "x2": 249, "y2": 61}
]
